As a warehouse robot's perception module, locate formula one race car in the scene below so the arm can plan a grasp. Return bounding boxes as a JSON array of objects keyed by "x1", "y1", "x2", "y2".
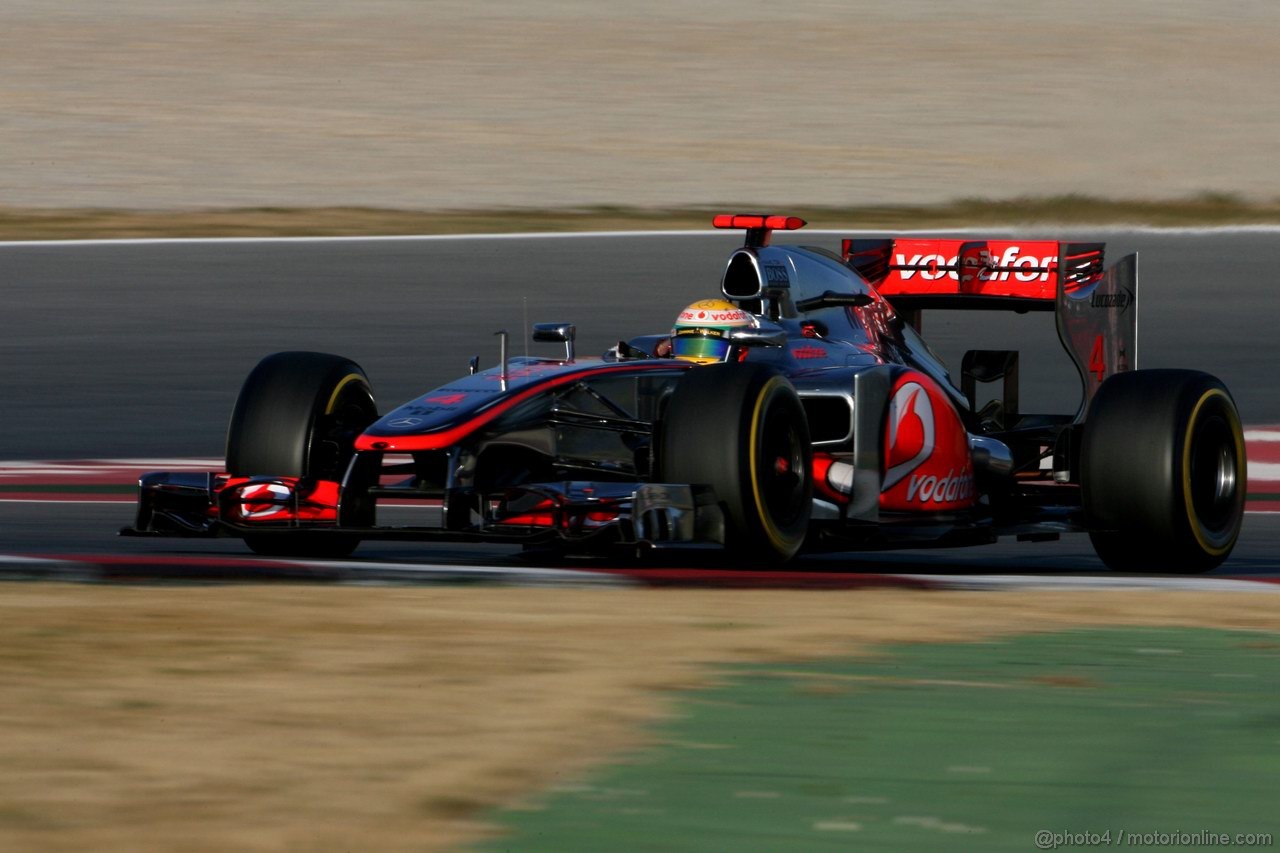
[{"x1": 125, "y1": 215, "x2": 1247, "y2": 572}]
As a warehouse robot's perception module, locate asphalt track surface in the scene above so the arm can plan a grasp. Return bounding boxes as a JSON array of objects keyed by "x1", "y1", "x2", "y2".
[{"x1": 3, "y1": 229, "x2": 1278, "y2": 575}]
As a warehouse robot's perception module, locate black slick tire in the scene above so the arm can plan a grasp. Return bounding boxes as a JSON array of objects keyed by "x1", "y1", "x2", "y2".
[
  {"x1": 225, "y1": 351, "x2": 377, "y2": 559},
  {"x1": 1081, "y1": 369, "x2": 1245, "y2": 573},
  {"x1": 657, "y1": 362, "x2": 813, "y2": 563}
]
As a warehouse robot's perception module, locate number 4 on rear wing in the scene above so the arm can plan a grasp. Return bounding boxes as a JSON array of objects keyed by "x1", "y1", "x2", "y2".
[{"x1": 844, "y1": 238, "x2": 1137, "y2": 420}]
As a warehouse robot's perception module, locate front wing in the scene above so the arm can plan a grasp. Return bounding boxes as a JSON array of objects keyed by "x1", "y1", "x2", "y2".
[
  {"x1": 123, "y1": 471, "x2": 728, "y2": 549},
  {"x1": 122, "y1": 466, "x2": 1086, "y2": 554}
]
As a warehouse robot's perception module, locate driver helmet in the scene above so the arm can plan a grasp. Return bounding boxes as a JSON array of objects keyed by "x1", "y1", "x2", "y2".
[{"x1": 670, "y1": 299, "x2": 756, "y2": 364}]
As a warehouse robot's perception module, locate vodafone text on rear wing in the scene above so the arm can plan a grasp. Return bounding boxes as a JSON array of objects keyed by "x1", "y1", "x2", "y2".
[{"x1": 844, "y1": 238, "x2": 1137, "y2": 420}]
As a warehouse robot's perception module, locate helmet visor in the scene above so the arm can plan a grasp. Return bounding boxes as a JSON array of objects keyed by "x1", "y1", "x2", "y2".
[{"x1": 671, "y1": 334, "x2": 732, "y2": 363}]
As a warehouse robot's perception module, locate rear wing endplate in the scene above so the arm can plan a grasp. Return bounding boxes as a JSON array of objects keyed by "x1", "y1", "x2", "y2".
[{"x1": 1057, "y1": 252, "x2": 1137, "y2": 420}]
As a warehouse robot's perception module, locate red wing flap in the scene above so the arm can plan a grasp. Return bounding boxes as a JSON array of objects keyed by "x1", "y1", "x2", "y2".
[
  {"x1": 218, "y1": 477, "x2": 341, "y2": 524},
  {"x1": 713, "y1": 213, "x2": 806, "y2": 248},
  {"x1": 1059, "y1": 243, "x2": 1107, "y2": 291},
  {"x1": 1056, "y1": 252, "x2": 1138, "y2": 421},
  {"x1": 843, "y1": 239, "x2": 893, "y2": 286},
  {"x1": 846, "y1": 238, "x2": 1105, "y2": 302}
]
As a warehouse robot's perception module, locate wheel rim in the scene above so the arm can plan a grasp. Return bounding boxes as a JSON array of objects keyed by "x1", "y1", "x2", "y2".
[
  {"x1": 309, "y1": 382, "x2": 376, "y2": 481},
  {"x1": 1188, "y1": 410, "x2": 1240, "y2": 536},
  {"x1": 757, "y1": 401, "x2": 808, "y2": 529}
]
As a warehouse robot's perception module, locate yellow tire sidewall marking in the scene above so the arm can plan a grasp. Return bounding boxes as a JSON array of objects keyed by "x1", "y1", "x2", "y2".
[
  {"x1": 1181, "y1": 388, "x2": 1244, "y2": 556},
  {"x1": 748, "y1": 376, "x2": 794, "y2": 553},
  {"x1": 325, "y1": 373, "x2": 369, "y2": 416}
]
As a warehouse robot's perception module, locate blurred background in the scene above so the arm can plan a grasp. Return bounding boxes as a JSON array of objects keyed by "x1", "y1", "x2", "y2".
[{"x1": 3, "y1": 0, "x2": 1278, "y2": 212}]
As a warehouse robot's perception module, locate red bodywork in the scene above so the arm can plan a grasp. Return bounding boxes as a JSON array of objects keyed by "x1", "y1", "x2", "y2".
[
  {"x1": 810, "y1": 371, "x2": 976, "y2": 513},
  {"x1": 845, "y1": 238, "x2": 1103, "y2": 301},
  {"x1": 219, "y1": 477, "x2": 341, "y2": 524},
  {"x1": 879, "y1": 373, "x2": 977, "y2": 512}
]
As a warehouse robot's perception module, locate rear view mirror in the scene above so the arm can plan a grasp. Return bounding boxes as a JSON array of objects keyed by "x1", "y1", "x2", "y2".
[{"x1": 532, "y1": 322, "x2": 576, "y2": 361}]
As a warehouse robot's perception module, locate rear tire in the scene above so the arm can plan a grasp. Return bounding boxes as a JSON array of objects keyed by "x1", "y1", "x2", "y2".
[
  {"x1": 656, "y1": 362, "x2": 812, "y2": 563},
  {"x1": 1081, "y1": 369, "x2": 1245, "y2": 573},
  {"x1": 226, "y1": 351, "x2": 378, "y2": 559}
]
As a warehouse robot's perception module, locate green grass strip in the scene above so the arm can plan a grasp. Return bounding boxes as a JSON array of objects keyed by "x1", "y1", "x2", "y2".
[{"x1": 486, "y1": 628, "x2": 1280, "y2": 851}]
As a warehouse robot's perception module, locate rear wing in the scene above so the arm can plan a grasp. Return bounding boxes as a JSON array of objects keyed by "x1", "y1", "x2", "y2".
[
  {"x1": 845, "y1": 238, "x2": 1105, "y2": 308},
  {"x1": 844, "y1": 237, "x2": 1137, "y2": 419}
]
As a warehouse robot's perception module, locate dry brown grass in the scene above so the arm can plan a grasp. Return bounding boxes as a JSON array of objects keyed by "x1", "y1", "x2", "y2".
[
  {"x1": 0, "y1": 584, "x2": 1276, "y2": 851},
  {"x1": 3, "y1": 197, "x2": 1280, "y2": 242}
]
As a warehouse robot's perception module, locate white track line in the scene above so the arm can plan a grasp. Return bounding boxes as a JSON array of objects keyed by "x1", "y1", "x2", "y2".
[
  {"x1": 1, "y1": 553, "x2": 1274, "y2": 591},
  {"x1": 0, "y1": 458, "x2": 224, "y2": 466},
  {"x1": 1248, "y1": 462, "x2": 1280, "y2": 480},
  {"x1": 4, "y1": 225, "x2": 1280, "y2": 249},
  {"x1": 0, "y1": 553, "x2": 634, "y2": 587},
  {"x1": 273, "y1": 558, "x2": 625, "y2": 582},
  {"x1": 896, "y1": 574, "x2": 1280, "y2": 592},
  {"x1": 0, "y1": 499, "x2": 136, "y2": 505}
]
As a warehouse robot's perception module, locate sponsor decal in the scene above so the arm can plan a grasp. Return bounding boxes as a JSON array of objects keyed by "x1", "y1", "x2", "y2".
[
  {"x1": 677, "y1": 310, "x2": 750, "y2": 324},
  {"x1": 791, "y1": 345, "x2": 828, "y2": 360},
  {"x1": 764, "y1": 263, "x2": 790, "y2": 285},
  {"x1": 399, "y1": 392, "x2": 500, "y2": 416},
  {"x1": 226, "y1": 478, "x2": 339, "y2": 522},
  {"x1": 675, "y1": 299, "x2": 753, "y2": 326},
  {"x1": 674, "y1": 327, "x2": 728, "y2": 339},
  {"x1": 905, "y1": 466, "x2": 975, "y2": 504},
  {"x1": 388, "y1": 417, "x2": 424, "y2": 427},
  {"x1": 424, "y1": 393, "x2": 467, "y2": 405},
  {"x1": 883, "y1": 382, "x2": 935, "y2": 491},
  {"x1": 482, "y1": 363, "x2": 561, "y2": 381},
  {"x1": 895, "y1": 246, "x2": 1056, "y2": 283},
  {"x1": 1089, "y1": 287, "x2": 1134, "y2": 312},
  {"x1": 880, "y1": 376, "x2": 978, "y2": 512},
  {"x1": 238, "y1": 482, "x2": 292, "y2": 519}
]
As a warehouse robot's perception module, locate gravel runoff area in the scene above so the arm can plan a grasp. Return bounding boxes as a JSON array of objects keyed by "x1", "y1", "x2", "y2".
[
  {"x1": 3, "y1": 1, "x2": 1279, "y2": 213},
  {"x1": 0, "y1": 585, "x2": 1277, "y2": 851}
]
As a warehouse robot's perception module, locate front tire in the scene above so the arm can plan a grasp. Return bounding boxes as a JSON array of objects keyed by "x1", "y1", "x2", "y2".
[
  {"x1": 226, "y1": 351, "x2": 378, "y2": 558},
  {"x1": 656, "y1": 362, "x2": 813, "y2": 563},
  {"x1": 1081, "y1": 369, "x2": 1245, "y2": 573}
]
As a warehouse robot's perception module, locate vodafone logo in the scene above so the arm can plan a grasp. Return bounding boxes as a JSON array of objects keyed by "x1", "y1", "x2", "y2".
[
  {"x1": 883, "y1": 382, "x2": 934, "y2": 490},
  {"x1": 679, "y1": 309, "x2": 747, "y2": 323},
  {"x1": 879, "y1": 375, "x2": 979, "y2": 511},
  {"x1": 239, "y1": 482, "x2": 292, "y2": 519},
  {"x1": 906, "y1": 466, "x2": 975, "y2": 504},
  {"x1": 895, "y1": 247, "x2": 1056, "y2": 283}
]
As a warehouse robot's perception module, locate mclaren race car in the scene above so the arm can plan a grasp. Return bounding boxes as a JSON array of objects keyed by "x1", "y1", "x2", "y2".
[{"x1": 125, "y1": 214, "x2": 1247, "y2": 572}]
